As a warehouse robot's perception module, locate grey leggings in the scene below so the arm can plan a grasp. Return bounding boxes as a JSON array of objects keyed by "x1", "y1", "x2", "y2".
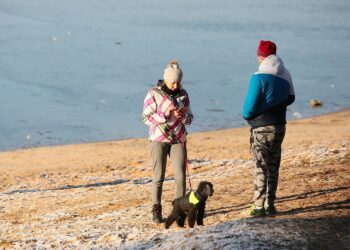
[{"x1": 151, "y1": 141, "x2": 186, "y2": 205}]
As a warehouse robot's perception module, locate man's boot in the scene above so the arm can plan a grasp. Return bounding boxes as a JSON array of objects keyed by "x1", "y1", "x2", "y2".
[{"x1": 152, "y1": 204, "x2": 162, "y2": 223}]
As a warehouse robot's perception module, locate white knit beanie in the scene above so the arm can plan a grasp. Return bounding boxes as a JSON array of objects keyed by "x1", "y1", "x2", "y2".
[{"x1": 163, "y1": 60, "x2": 183, "y2": 84}]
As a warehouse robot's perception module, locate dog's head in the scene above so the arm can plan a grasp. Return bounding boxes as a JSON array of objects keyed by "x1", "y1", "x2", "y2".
[{"x1": 197, "y1": 181, "x2": 214, "y2": 197}]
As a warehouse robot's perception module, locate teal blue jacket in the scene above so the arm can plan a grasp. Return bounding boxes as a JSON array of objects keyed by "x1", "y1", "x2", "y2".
[{"x1": 243, "y1": 55, "x2": 295, "y2": 128}]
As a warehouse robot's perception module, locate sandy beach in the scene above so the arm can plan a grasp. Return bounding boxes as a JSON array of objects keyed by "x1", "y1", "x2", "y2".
[{"x1": 0, "y1": 109, "x2": 349, "y2": 249}]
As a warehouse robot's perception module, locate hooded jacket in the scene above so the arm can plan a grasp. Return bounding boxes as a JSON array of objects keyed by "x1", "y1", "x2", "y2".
[{"x1": 243, "y1": 55, "x2": 295, "y2": 128}]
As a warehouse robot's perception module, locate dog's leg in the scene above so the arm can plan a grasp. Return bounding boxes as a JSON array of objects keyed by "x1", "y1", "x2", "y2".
[
  {"x1": 196, "y1": 203, "x2": 206, "y2": 226},
  {"x1": 187, "y1": 209, "x2": 197, "y2": 228},
  {"x1": 176, "y1": 212, "x2": 186, "y2": 227},
  {"x1": 165, "y1": 206, "x2": 180, "y2": 229}
]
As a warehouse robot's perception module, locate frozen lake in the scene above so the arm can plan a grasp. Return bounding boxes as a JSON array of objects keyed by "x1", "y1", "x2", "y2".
[{"x1": 0, "y1": 0, "x2": 349, "y2": 151}]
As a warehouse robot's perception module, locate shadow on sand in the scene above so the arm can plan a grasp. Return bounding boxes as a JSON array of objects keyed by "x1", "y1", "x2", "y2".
[
  {"x1": 206, "y1": 186, "x2": 350, "y2": 217},
  {"x1": 3, "y1": 179, "x2": 129, "y2": 195},
  {"x1": 3, "y1": 176, "x2": 175, "y2": 195}
]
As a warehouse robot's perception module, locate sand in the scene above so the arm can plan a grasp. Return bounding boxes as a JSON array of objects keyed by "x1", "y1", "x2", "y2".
[{"x1": 0, "y1": 109, "x2": 349, "y2": 249}]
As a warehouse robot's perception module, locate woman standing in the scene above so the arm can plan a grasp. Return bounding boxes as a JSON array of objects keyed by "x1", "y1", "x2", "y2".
[{"x1": 142, "y1": 60, "x2": 193, "y2": 223}]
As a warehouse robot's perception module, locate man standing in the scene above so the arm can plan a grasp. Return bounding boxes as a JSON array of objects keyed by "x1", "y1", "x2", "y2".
[{"x1": 243, "y1": 40, "x2": 295, "y2": 216}]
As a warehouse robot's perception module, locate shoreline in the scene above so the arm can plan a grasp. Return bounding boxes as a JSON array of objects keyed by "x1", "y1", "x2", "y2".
[{"x1": 1, "y1": 107, "x2": 349, "y2": 154}]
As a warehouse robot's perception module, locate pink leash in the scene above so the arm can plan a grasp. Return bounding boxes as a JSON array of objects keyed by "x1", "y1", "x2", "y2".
[{"x1": 181, "y1": 135, "x2": 193, "y2": 191}]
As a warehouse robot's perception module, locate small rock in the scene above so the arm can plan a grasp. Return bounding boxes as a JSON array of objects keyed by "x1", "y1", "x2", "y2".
[
  {"x1": 310, "y1": 99, "x2": 323, "y2": 108},
  {"x1": 40, "y1": 173, "x2": 49, "y2": 178}
]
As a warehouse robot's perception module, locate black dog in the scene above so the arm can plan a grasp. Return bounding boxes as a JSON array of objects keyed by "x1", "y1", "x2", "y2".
[{"x1": 165, "y1": 181, "x2": 214, "y2": 229}]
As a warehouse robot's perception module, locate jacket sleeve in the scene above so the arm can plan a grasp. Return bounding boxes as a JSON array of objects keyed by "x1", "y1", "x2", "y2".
[
  {"x1": 285, "y1": 69, "x2": 295, "y2": 106},
  {"x1": 180, "y1": 106, "x2": 193, "y2": 125},
  {"x1": 286, "y1": 94, "x2": 295, "y2": 106},
  {"x1": 179, "y1": 91, "x2": 194, "y2": 125},
  {"x1": 142, "y1": 89, "x2": 167, "y2": 126},
  {"x1": 243, "y1": 75, "x2": 261, "y2": 120}
]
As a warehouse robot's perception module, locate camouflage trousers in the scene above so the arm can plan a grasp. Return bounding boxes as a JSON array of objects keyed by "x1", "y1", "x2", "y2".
[{"x1": 251, "y1": 125, "x2": 286, "y2": 208}]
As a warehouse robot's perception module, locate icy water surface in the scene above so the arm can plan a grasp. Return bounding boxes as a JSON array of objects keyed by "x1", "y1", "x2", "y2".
[{"x1": 0, "y1": 0, "x2": 349, "y2": 151}]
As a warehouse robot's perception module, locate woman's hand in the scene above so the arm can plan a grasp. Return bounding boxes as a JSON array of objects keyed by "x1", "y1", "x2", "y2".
[
  {"x1": 165, "y1": 105, "x2": 176, "y2": 118},
  {"x1": 174, "y1": 107, "x2": 188, "y2": 119}
]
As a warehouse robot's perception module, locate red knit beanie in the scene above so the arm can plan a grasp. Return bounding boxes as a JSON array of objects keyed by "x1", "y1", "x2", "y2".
[{"x1": 257, "y1": 40, "x2": 277, "y2": 57}]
